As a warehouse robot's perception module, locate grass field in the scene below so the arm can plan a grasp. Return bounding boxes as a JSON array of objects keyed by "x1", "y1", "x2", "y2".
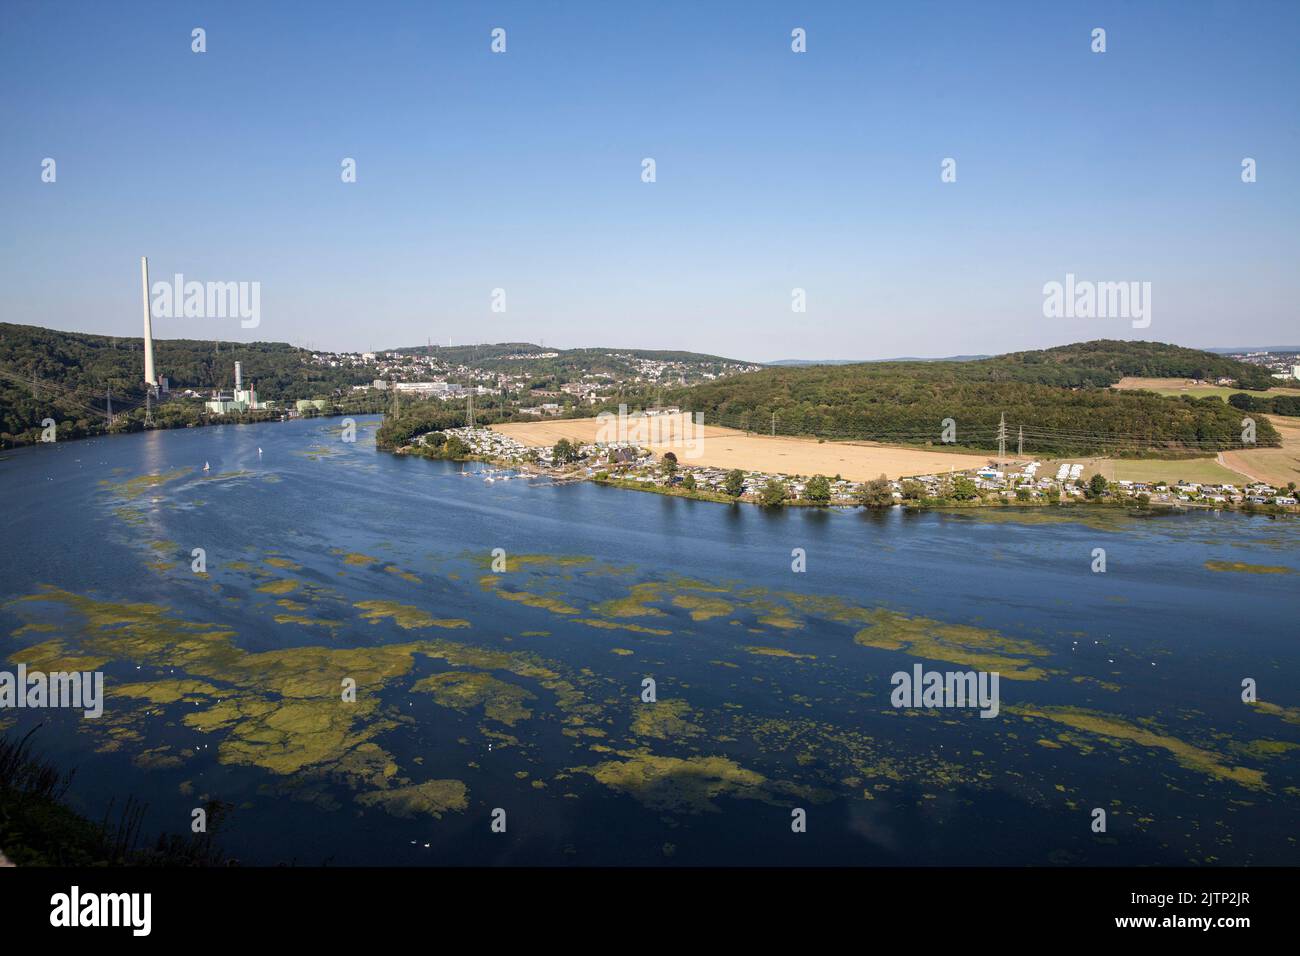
[
  {"x1": 493, "y1": 418, "x2": 993, "y2": 481},
  {"x1": 1041, "y1": 456, "x2": 1250, "y2": 486}
]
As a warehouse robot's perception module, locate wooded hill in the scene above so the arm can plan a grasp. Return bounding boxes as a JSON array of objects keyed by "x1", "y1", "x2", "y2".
[
  {"x1": 668, "y1": 340, "x2": 1280, "y2": 457},
  {"x1": 0, "y1": 322, "x2": 376, "y2": 446}
]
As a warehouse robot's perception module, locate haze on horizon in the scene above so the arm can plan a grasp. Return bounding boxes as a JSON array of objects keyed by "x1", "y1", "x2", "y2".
[{"x1": 1, "y1": 0, "x2": 1297, "y2": 363}]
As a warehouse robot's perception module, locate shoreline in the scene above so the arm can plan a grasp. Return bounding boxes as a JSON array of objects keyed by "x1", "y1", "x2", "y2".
[{"x1": 390, "y1": 444, "x2": 1299, "y2": 518}]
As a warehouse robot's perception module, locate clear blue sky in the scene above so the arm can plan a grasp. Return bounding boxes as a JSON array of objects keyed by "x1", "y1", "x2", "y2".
[{"x1": 2, "y1": 0, "x2": 1297, "y2": 361}]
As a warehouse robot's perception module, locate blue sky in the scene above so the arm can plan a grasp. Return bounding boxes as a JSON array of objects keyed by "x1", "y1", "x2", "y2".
[{"x1": 1, "y1": 0, "x2": 1297, "y2": 361}]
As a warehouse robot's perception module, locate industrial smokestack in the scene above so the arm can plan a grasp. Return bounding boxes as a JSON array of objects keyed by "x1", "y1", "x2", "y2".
[
  {"x1": 141, "y1": 256, "x2": 156, "y2": 387},
  {"x1": 235, "y1": 361, "x2": 242, "y2": 390}
]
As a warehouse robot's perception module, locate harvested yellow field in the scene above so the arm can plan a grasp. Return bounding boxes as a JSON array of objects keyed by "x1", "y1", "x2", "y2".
[
  {"x1": 1220, "y1": 414, "x2": 1300, "y2": 488},
  {"x1": 493, "y1": 418, "x2": 992, "y2": 481}
]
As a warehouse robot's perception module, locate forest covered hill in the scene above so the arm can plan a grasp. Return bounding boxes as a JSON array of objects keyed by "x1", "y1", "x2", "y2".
[{"x1": 667, "y1": 340, "x2": 1280, "y2": 457}]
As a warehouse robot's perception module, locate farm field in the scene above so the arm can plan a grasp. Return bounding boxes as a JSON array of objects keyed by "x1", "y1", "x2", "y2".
[
  {"x1": 1040, "y1": 456, "x2": 1250, "y2": 486},
  {"x1": 493, "y1": 418, "x2": 993, "y2": 481},
  {"x1": 1220, "y1": 414, "x2": 1300, "y2": 488}
]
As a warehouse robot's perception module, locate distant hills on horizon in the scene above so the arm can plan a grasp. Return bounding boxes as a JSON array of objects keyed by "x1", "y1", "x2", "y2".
[{"x1": 768, "y1": 346, "x2": 1300, "y2": 366}]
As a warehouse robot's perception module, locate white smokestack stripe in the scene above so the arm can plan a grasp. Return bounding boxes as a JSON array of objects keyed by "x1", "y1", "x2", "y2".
[{"x1": 141, "y1": 256, "x2": 156, "y2": 387}]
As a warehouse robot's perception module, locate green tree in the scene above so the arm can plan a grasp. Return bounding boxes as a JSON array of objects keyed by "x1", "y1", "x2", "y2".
[
  {"x1": 552, "y1": 438, "x2": 575, "y2": 464},
  {"x1": 950, "y1": 476, "x2": 978, "y2": 500},
  {"x1": 857, "y1": 475, "x2": 894, "y2": 507},
  {"x1": 681, "y1": 472, "x2": 696, "y2": 491},
  {"x1": 661, "y1": 451, "x2": 678, "y2": 476},
  {"x1": 805, "y1": 474, "x2": 832, "y2": 503},
  {"x1": 759, "y1": 478, "x2": 788, "y2": 507},
  {"x1": 901, "y1": 480, "x2": 925, "y2": 501},
  {"x1": 723, "y1": 469, "x2": 745, "y2": 497},
  {"x1": 442, "y1": 435, "x2": 470, "y2": 459},
  {"x1": 1088, "y1": 473, "x2": 1109, "y2": 498}
]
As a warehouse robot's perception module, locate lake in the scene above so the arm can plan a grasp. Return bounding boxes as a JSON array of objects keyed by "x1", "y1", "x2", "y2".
[{"x1": 2, "y1": 415, "x2": 1297, "y2": 865}]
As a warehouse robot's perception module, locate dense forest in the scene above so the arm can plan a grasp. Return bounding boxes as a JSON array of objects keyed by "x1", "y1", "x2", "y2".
[
  {"x1": 1227, "y1": 392, "x2": 1300, "y2": 416},
  {"x1": 667, "y1": 340, "x2": 1281, "y2": 457},
  {"x1": 0, "y1": 322, "x2": 377, "y2": 446}
]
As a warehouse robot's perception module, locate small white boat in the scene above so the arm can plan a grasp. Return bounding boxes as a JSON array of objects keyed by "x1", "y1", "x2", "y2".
[{"x1": 203, "y1": 461, "x2": 210, "y2": 472}]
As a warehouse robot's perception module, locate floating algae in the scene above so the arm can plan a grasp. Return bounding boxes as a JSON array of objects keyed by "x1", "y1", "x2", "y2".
[
  {"x1": 590, "y1": 582, "x2": 668, "y2": 619},
  {"x1": 570, "y1": 750, "x2": 817, "y2": 814},
  {"x1": 412, "y1": 671, "x2": 536, "y2": 726},
  {"x1": 852, "y1": 609, "x2": 1053, "y2": 680},
  {"x1": 265, "y1": 556, "x2": 302, "y2": 570},
  {"x1": 2, "y1": 587, "x2": 605, "y2": 815},
  {"x1": 383, "y1": 565, "x2": 422, "y2": 584},
  {"x1": 478, "y1": 576, "x2": 579, "y2": 615},
  {"x1": 469, "y1": 552, "x2": 596, "y2": 572},
  {"x1": 1204, "y1": 560, "x2": 1292, "y2": 575},
  {"x1": 1008, "y1": 704, "x2": 1266, "y2": 789},
  {"x1": 273, "y1": 614, "x2": 343, "y2": 629},
  {"x1": 745, "y1": 646, "x2": 816, "y2": 660},
  {"x1": 577, "y1": 619, "x2": 671, "y2": 636},
  {"x1": 113, "y1": 679, "x2": 222, "y2": 705},
  {"x1": 355, "y1": 779, "x2": 468, "y2": 819},
  {"x1": 256, "y1": 579, "x2": 300, "y2": 595},
  {"x1": 1249, "y1": 701, "x2": 1300, "y2": 726},
  {"x1": 103, "y1": 468, "x2": 191, "y2": 501},
  {"x1": 671, "y1": 594, "x2": 733, "y2": 621},
  {"x1": 353, "y1": 600, "x2": 469, "y2": 630},
  {"x1": 630, "y1": 700, "x2": 703, "y2": 740}
]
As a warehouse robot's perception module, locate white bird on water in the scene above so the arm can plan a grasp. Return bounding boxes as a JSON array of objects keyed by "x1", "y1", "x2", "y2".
[
  {"x1": 203, "y1": 461, "x2": 210, "y2": 472},
  {"x1": 258, "y1": 447, "x2": 262, "y2": 458}
]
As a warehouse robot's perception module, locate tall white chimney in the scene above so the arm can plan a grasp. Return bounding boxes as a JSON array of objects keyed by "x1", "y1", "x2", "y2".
[
  {"x1": 141, "y1": 256, "x2": 156, "y2": 387},
  {"x1": 234, "y1": 361, "x2": 242, "y2": 390}
]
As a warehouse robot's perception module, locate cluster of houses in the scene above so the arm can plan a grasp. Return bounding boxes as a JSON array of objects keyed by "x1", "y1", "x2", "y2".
[{"x1": 409, "y1": 427, "x2": 1298, "y2": 510}]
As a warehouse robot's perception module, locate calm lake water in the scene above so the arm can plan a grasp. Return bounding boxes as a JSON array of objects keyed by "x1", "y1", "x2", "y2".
[{"x1": 2, "y1": 415, "x2": 1297, "y2": 865}]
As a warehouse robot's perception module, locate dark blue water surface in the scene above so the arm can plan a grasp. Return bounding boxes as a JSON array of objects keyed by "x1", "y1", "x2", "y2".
[{"x1": 1, "y1": 416, "x2": 1297, "y2": 865}]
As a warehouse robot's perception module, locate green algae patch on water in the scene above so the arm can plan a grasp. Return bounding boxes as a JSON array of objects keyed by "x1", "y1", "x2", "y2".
[
  {"x1": 355, "y1": 779, "x2": 468, "y2": 819},
  {"x1": 492, "y1": 553, "x2": 595, "y2": 571},
  {"x1": 571, "y1": 751, "x2": 820, "y2": 814},
  {"x1": 113, "y1": 679, "x2": 222, "y2": 705},
  {"x1": 576, "y1": 619, "x2": 671, "y2": 636},
  {"x1": 8, "y1": 639, "x2": 109, "y2": 672},
  {"x1": 265, "y1": 556, "x2": 302, "y2": 570},
  {"x1": 1008, "y1": 705, "x2": 1266, "y2": 789},
  {"x1": 852, "y1": 609, "x2": 1052, "y2": 681},
  {"x1": 184, "y1": 696, "x2": 397, "y2": 776},
  {"x1": 478, "y1": 576, "x2": 580, "y2": 615},
  {"x1": 1230, "y1": 739, "x2": 1300, "y2": 760},
  {"x1": 353, "y1": 600, "x2": 470, "y2": 630},
  {"x1": 590, "y1": 582, "x2": 669, "y2": 619},
  {"x1": 1204, "y1": 560, "x2": 1292, "y2": 575},
  {"x1": 383, "y1": 565, "x2": 421, "y2": 584},
  {"x1": 671, "y1": 594, "x2": 733, "y2": 621},
  {"x1": 411, "y1": 671, "x2": 536, "y2": 726},
  {"x1": 745, "y1": 646, "x2": 816, "y2": 660},
  {"x1": 105, "y1": 468, "x2": 192, "y2": 500},
  {"x1": 256, "y1": 578, "x2": 300, "y2": 595},
  {"x1": 273, "y1": 614, "x2": 342, "y2": 629},
  {"x1": 610, "y1": 648, "x2": 634, "y2": 656},
  {"x1": 1249, "y1": 701, "x2": 1300, "y2": 726},
  {"x1": 630, "y1": 700, "x2": 703, "y2": 740}
]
